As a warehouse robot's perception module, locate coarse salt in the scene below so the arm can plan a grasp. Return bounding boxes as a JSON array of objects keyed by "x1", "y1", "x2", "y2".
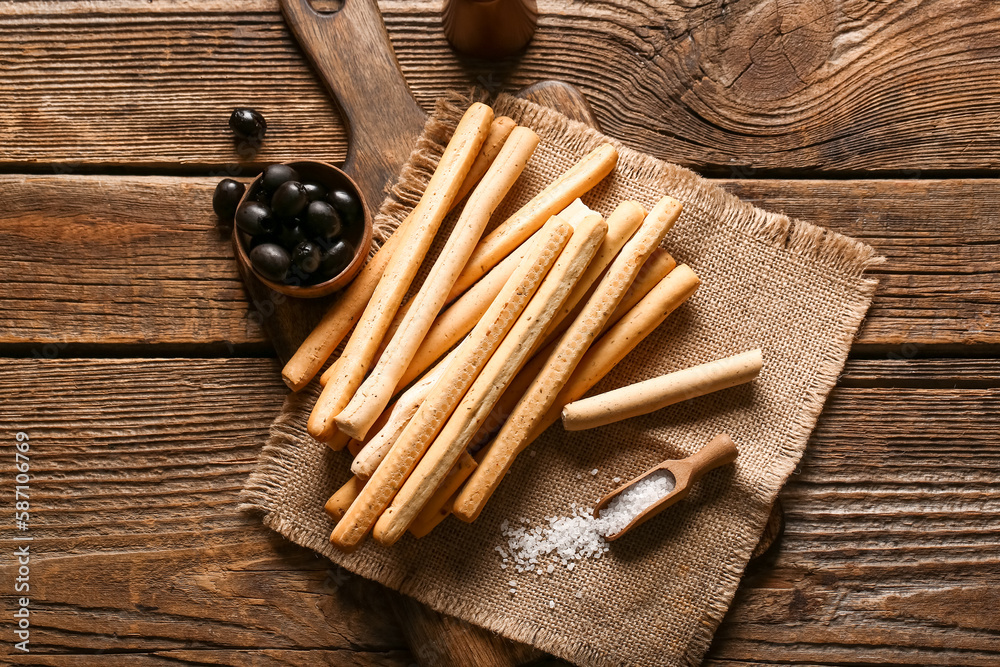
[{"x1": 498, "y1": 471, "x2": 676, "y2": 576}]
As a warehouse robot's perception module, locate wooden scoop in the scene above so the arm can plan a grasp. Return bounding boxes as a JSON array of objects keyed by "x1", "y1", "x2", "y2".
[{"x1": 593, "y1": 433, "x2": 738, "y2": 541}]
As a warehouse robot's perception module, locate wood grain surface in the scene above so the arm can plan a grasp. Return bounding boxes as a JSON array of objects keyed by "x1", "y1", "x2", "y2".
[
  {"x1": 2, "y1": 0, "x2": 997, "y2": 664},
  {"x1": 2, "y1": 175, "x2": 997, "y2": 352},
  {"x1": 4, "y1": 1, "x2": 1000, "y2": 174},
  {"x1": 0, "y1": 357, "x2": 996, "y2": 664}
]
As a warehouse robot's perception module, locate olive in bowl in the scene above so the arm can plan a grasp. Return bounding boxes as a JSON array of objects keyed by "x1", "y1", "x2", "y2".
[{"x1": 231, "y1": 161, "x2": 372, "y2": 298}]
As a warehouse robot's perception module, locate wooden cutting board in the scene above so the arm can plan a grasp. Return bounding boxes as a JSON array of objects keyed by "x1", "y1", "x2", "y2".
[{"x1": 236, "y1": 0, "x2": 782, "y2": 663}]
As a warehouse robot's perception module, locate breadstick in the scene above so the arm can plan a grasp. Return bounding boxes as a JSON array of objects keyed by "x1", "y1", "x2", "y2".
[
  {"x1": 404, "y1": 200, "x2": 640, "y2": 389},
  {"x1": 446, "y1": 144, "x2": 618, "y2": 302},
  {"x1": 467, "y1": 247, "x2": 677, "y2": 452},
  {"x1": 283, "y1": 115, "x2": 515, "y2": 392},
  {"x1": 459, "y1": 265, "x2": 699, "y2": 520},
  {"x1": 336, "y1": 126, "x2": 540, "y2": 440},
  {"x1": 407, "y1": 451, "x2": 477, "y2": 539},
  {"x1": 425, "y1": 254, "x2": 684, "y2": 529},
  {"x1": 526, "y1": 264, "x2": 701, "y2": 444},
  {"x1": 350, "y1": 346, "x2": 460, "y2": 479},
  {"x1": 330, "y1": 218, "x2": 574, "y2": 550},
  {"x1": 562, "y1": 349, "x2": 763, "y2": 430},
  {"x1": 353, "y1": 204, "x2": 600, "y2": 470},
  {"x1": 307, "y1": 103, "x2": 493, "y2": 443},
  {"x1": 533, "y1": 201, "x2": 644, "y2": 344},
  {"x1": 374, "y1": 199, "x2": 598, "y2": 389},
  {"x1": 452, "y1": 196, "x2": 683, "y2": 522},
  {"x1": 374, "y1": 215, "x2": 609, "y2": 544},
  {"x1": 324, "y1": 476, "x2": 366, "y2": 522}
]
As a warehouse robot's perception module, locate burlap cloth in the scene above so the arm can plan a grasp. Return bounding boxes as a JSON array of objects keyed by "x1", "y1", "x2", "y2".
[{"x1": 242, "y1": 93, "x2": 882, "y2": 666}]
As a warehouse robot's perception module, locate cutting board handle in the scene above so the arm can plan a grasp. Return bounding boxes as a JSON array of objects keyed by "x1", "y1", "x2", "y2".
[{"x1": 279, "y1": 0, "x2": 428, "y2": 215}]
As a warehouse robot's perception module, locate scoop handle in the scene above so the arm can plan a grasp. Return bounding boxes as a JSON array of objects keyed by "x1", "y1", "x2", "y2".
[
  {"x1": 685, "y1": 433, "x2": 738, "y2": 481},
  {"x1": 279, "y1": 0, "x2": 427, "y2": 216}
]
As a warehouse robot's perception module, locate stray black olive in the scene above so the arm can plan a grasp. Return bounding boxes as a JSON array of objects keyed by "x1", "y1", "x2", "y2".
[
  {"x1": 249, "y1": 243, "x2": 291, "y2": 282},
  {"x1": 277, "y1": 224, "x2": 307, "y2": 250},
  {"x1": 292, "y1": 240, "x2": 321, "y2": 274},
  {"x1": 305, "y1": 200, "x2": 342, "y2": 239},
  {"x1": 260, "y1": 164, "x2": 299, "y2": 193},
  {"x1": 212, "y1": 178, "x2": 245, "y2": 224},
  {"x1": 272, "y1": 181, "x2": 308, "y2": 218},
  {"x1": 327, "y1": 188, "x2": 363, "y2": 227},
  {"x1": 302, "y1": 181, "x2": 329, "y2": 202},
  {"x1": 319, "y1": 239, "x2": 355, "y2": 279},
  {"x1": 229, "y1": 108, "x2": 267, "y2": 142},
  {"x1": 235, "y1": 200, "x2": 273, "y2": 236}
]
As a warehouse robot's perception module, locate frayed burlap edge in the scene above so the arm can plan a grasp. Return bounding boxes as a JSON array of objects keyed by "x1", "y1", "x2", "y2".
[{"x1": 242, "y1": 91, "x2": 882, "y2": 667}]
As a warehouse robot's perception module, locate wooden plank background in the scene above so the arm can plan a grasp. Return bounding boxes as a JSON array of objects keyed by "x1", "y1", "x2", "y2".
[{"x1": 1, "y1": 0, "x2": 997, "y2": 665}]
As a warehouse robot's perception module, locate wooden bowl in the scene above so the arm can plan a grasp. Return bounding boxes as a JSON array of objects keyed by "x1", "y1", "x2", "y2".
[{"x1": 233, "y1": 161, "x2": 373, "y2": 298}]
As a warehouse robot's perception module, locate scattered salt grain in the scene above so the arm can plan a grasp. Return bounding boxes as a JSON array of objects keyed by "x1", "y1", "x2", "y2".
[
  {"x1": 613, "y1": 477, "x2": 621, "y2": 483},
  {"x1": 549, "y1": 600, "x2": 556, "y2": 608},
  {"x1": 575, "y1": 590, "x2": 583, "y2": 598},
  {"x1": 590, "y1": 468, "x2": 598, "y2": 476}
]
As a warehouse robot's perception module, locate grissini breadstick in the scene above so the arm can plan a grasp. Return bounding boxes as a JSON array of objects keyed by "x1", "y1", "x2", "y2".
[
  {"x1": 452, "y1": 196, "x2": 683, "y2": 522},
  {"x1": 307, "y1": 103, "x2": 493, "y2": 443},
  {"x1": 525, "y1": 264, "x2": 701, "y2": 445},
  {"x1": 283, "y1": 115, "x2": 515, "y2": 392},
  {"x1": 375, "y1": 199, "x2": 598, "y2": 388},
  {"x1": 445, "y1": 144, "x2": 618, "y2": 302},
  {"x1": 458, "y1": 265, "x2": 699, "y2": 522},
  {"x1": 324, "y1": 476, "x2": 367, "y2": 522},
  {"x1": 355, "y1": 208, "x2": 608, "y2": 472},
  {"x1": 330, "y1": 218, "x2": 575, "y2": 550},
  {"x1": 562, "y1": 348, "x2": 763, "y2": 430},
  {"x1": 374, "y1": 214, "x2": 609, "y2": 544},
  {"x1": 346, "y1": 393, "x2": 402, "y2": 472},
  {"x1": 397, "y1": 200, "x2": 643, "y2": 390},
  {"x1": 407, "y1": 419, "x2": 502, "y2": 537},
  {"x1": 407, "y1": 451, "x2": 477, "y2": 539},
  {"x1": 531, "y1": 201, "x2": 645, "y2": 346},
  {"x1": 336, "y1": 126, "x2": 541, "y2": 440},
  {"x1": 424, "y1": 255, "x2": 688, "y2": 530},
  {"x1": 466, "y1": 247, "x2": 677, "y2": 452},
  {"x1": 350, "y1": 346, "x2": 461, "y2": 479}
]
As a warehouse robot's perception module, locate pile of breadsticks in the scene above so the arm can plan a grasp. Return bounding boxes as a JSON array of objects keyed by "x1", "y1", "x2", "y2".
[{"x1": 279, "y1": 102, "x2": 701, "y2": 552}]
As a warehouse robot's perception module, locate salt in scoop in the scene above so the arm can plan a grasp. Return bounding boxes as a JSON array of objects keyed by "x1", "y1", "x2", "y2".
[{"x1": 594, "y1": 433, "x2": 738, "y2": 541}]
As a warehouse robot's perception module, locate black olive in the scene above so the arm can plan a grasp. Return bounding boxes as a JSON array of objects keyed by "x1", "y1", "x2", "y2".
[
  {"x1": 318, "y1": 239, "x2": 355, "y2": 279},
  {"x1": 212, "y1": 178, "x2": 245, "y2": 224},
  {"x1": 229, "y1": 108, "x2": 267, "y2": 142},
  {"x1": 302, "y1": 181, "x2": 328, "y2": 202},
  {"x1": 272, "y1": 181, "x2": 308, "y2": 218},
  {"x1": 292, "y1": 240, "x2": 321, "y2": 274},
  {"x1": 304, "y1": 200, "x2": 342, "y2": 239},
  {"x1": 249, "y1": 243, "x2": 291, "y2": 282},
  {"x1": 260, "y1": 164, "x2": 299, "y2": 193},
  {"x1": 277, "y1": 224, "x2": 307, "y2": 250},
  {"x1": 235, "y1": 200, "x2": 273, "y2": 236},
  {"x1": 327, "y1": 188, "x2": 363, "y2": 227}
]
